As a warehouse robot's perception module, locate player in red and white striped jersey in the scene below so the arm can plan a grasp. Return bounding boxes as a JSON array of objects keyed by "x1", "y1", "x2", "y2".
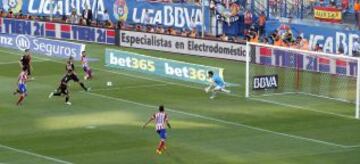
[
  {"x1": 14, "y1": 67, "x2": 28, "y2": 105},
  {"x1": 81, "y1": 51, "x2": 93, "y2": 80},
  {"x1": 143, "y1": 105, "x2": 171, "y2": 155}
]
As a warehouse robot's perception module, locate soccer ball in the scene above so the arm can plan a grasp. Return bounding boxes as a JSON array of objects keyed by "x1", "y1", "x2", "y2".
[{"x1": 106, "y1": 81, "x2": 112, "y2": 87}]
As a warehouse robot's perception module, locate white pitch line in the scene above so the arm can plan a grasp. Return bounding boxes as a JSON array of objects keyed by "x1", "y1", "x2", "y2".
[
  {"x1": 0, "y1": 49, "x2": 356, "y2": 120},
  {"x1": 253, "y1": 92, "x2": 298, "y2": 97},
  {"x1": 0, "y1": 144, "x2": 72, "y2": 164},
  {"x1": 250, "y1": 98, "x2": 355, "y2": 119},
  {"x1": 84, "y1": 91, "x2": 352, "y2": 149},
  {"x1": 90, "y1": 84, "x2": 168, "y2": 92},
  {"x1": 0, "y1": 59, "x2": 48, "y2": 65}
]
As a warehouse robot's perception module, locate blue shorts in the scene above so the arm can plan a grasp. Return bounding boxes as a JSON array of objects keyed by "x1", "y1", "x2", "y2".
[
  {"x1": 157, "y1": 129, "x2": 167, "y2": 140},
  {"x1": 18, "y1": 84, "x2": 27, "y2": 94}
]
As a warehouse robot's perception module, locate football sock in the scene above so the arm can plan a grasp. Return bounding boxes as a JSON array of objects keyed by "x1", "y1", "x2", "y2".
[
  {"x1": 53, "y1": 92, "x2": 61, "y2": 96},
  {"x1": 16, "y1": 96, "x2": 24, "y2": 105},
  {"x1": 158, "y1": 141, "x2": 165, "y2": 151},
  {"x1": 80, "y1": 82, "x2": 87, "y2": 91}
]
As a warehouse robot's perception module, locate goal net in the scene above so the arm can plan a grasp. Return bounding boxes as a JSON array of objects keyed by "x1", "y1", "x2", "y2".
[{"x1": 245, "y1": 42, "x2": 360, "y2": 118}]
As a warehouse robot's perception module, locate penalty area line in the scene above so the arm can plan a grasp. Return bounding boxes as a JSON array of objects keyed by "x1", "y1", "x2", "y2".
[
  {"x1": 0, "y1": 144, "x2": 73, "y2": 164},
  {"x1": 89, "y1": 83, "x2": 168, "y2": 92},
  {"x1": 250, "y1": 98, "x2": 355, "y2": 120},
  {"x1": 83, "y1": 91, "x2": 352, "y2": 149}
]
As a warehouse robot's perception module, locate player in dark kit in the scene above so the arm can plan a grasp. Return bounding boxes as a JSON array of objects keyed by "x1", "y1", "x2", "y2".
[
  {"x1": 48, "y1": 57, "x2": 90, "y2": 105},
  {"x1": 65, "y1": 56, "x2": 89, "y2": 91},
  {"x1": 19, "y1": 49, "x2": 33, "y2": 80},
  {"x1": 49, "y1": 74, "x2": 72, "y2": 105}
]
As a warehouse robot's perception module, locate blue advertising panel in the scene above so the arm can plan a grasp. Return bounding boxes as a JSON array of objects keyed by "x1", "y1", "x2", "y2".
[
  {"x1": 0, "y1": 18, "x2": 116, "y2": 44},
  {"x1": 105, "y1": 49, "x2": 224, "y2": 85},
  {"x1": 266, "y1": 20, "x2": 360, "y2": 56},
  {"x1": 0, "y1": 0, "x2": 210, "y2": 31},
  {"x1": 0, "y1": 33, "x2": 85, "y2": 60}
]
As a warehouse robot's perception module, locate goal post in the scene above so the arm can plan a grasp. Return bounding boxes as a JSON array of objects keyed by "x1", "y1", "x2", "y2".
[{"x1": 245, "y1": 42, "x2": 360, "y2": 119}]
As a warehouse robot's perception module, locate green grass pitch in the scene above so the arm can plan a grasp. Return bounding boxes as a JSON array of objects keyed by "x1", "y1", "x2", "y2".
[{"x1": 1, "y1": 43, "x2": 360, "y2": 164}]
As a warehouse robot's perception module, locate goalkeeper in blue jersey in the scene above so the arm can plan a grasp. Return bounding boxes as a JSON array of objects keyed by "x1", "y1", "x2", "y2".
[{"x1": 205, "y1": 71, "x2": 231, "y2": 99}]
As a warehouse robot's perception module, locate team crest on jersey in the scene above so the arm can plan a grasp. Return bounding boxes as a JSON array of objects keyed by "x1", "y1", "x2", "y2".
[
  {"x1": 113, "y1": 0, "x2": 128, "y2": 21},
  {"x1": 2, "y1": 0, "x2": 23, "y2": 14}
]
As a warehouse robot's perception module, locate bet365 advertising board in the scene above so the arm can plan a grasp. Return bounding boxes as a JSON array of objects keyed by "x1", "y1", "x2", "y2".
[{"x1": 105, "y1": 49, "x2": 224, "y2": 85}]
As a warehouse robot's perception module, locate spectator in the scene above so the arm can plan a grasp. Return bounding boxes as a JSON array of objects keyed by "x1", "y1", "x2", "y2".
[
  {"x1": 338, "y1": 45, "x2": 345, "y2": 55},
  {"x1": 156, "y1": 25, "x2": 165, "y2": 33},
  {"x1": 342, "y1": 0, "x2": 349, "y2": 10},
  {"x1": 104, "y1": 20, "x2": 113, "y2": 28},
  {"x1": 244, "y1": 10, "x2": 253, "y2": 33},
  {"x1": 15, "y1": 10, "x2": 24, "y2": 19},
  {"x1": 82, "y1": 7, "x2": 93, "y2": 26},
  {"x1": 258, "y1": 11, "x2": 266, "y2": 36},
  {"x1": 329, "y1": 0, "x2": 337, "y2": 8},
  {"x1": 245, "y1": 35, "x2": 251, "y2": 42},
  {"x1": 102, "y1": 10, "x2": 110, "y2": 25},
  {"x1": 168, "y1": 27, "x2": 177, "y2": 35},
  {"x1": 143, "y1": 9, "x2": 151, "y2": 25},
  {"x1": 135, "y1": 25, "x2": 142, "y2": 31},
  {"x1": 189, "y1": 17, "x2": 196, "y2": 31},
  {"x1": 68, "y1": 10, "x2": 79, "y2": 24},
  {"x1": 7, "y1": 10, "x2": 14, "y2": 18},
  {"x1": 314, "y1": 43, "x2": 323, "y2": 52},
  {"x1": 61, "y1": 15, "x2": 67, "y2": 23},
  {"x1": 189, "y1": 28, "x2": 197, "y2": 38},
  {"x1": 220, "y1": 33, "x2": 228, "y2": 41},
  {"x1": 300, "y1": 39, "x2": 310, "y2": 50},
  {"x1": 79, "y1": 17, "x2": 87, "y2": 25},
  {"x1": 274, "y1": 36, "x2": 284, "y2": 46},
  {"x1": 0, "y1": 10, "x2": 6, "y2": 17},
  {"x1": 320, "y1": 0, "x2": 325, "y2": 6},
  {"x1": 116, "y1": 21, "x2": 124, "y2": 29},
  {"x1": 353, "y1": 38, "x2": 360, "y2": 56},
  {"x1": 249, "y1": 31, "x2": 259, "y2": 43},
  {"x1": 355, "y1": 0, "x2": 360, "y2": 29},
  {"x1": 181, "y1": 29, "x2": 188, "y2": 37},
  {"x1": 149, "y1": 25, "x2": 155, "y2": 33},
  {"x1": 261, "y1": 37, "x2": 269, "y2": 44}
]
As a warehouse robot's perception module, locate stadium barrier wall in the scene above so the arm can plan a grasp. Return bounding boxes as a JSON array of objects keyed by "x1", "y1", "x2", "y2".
[
  {"x1": 0, "y1": 18, "x2": 116, "y2": 45},
  {"x1": 0, "y1": 17, "x2": 246, "y2": 62},
  {"x1": 105, "y1": 49, "x2": 224, "y2": 85},
  {"x1": 119, "y1": 30, "x2": 247, "y2": 61},
  {"x1": 0, "y1": 33, "x2": 85, "y2": 60}
]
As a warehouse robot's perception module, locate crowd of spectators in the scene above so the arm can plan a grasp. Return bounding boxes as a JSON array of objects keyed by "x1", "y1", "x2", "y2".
[
  {"x1": 1, "y1": 2, "x2": 359, "y2": 56},
  {"x1": 0, "y1": 7, "x2": 115, "y2": 29}
]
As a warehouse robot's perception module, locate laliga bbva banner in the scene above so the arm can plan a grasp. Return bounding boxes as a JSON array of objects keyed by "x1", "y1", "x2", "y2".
[
  {"x1": 0, "y1": 0, "x2": 210, "y2": 31},
  {"x1": 105, "y1": 49, "x2": 224, "y2": 85},
  {"x1": 0, "y1": 33, "x2": 85, "y2": 60},
  {"x1": 265, "y1": 20, "x2": 360, "y2": 56}
]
